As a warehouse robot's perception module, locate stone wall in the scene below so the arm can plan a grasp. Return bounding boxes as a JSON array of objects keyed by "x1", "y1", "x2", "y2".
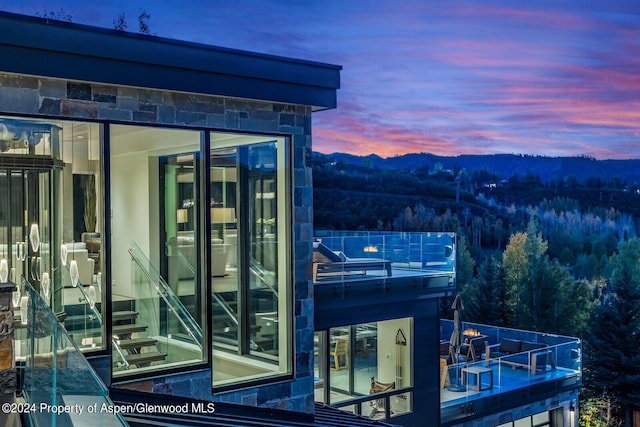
[
  {"x1": 0, "y1": 72, "x2": 316, "y2": 413},
  {"x1": 0, "y1": 284, "x2": 15, "y2": 395}
]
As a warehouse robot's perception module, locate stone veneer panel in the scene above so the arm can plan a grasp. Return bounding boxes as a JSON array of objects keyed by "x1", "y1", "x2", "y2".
[
  {"x1": 0, "y1": 72, "x2": 316, "y2": 413},
  {"x1": 0, "y1": 286, "x2": 16, "y2": 394}
]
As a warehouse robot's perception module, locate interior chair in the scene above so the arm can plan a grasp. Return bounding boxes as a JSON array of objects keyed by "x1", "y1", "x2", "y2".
[
  {"x1": 329, "y1": 339, "x2": 349, "y2": 370},
  {"x1": 369, "y1": 377, "x2": 395, "y2": 419}
]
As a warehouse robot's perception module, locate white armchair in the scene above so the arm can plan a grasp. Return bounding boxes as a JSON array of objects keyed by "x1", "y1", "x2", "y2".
[{"x1": 212, "y1": 243, "x2": 229, "y2": 277}]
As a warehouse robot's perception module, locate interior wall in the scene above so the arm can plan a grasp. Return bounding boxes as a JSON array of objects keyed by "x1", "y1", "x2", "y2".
[
  {"x1": 377, "y1": 318, "x2": 412, "y2": 387},
  {"x1": 110, "y1": 150, "x2": 150, "y2": 298}
]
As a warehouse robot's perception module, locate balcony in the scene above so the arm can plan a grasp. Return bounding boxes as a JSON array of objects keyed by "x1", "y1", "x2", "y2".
[
  {"x1": 439, "y1": 320, "x2": 582, "y2": 425},
  {"x1": 313, "y1": 231, "x2": 456, "y2": 304}
]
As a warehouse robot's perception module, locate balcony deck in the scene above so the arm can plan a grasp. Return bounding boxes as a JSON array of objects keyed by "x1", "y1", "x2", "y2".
[
  {"x1": 313, "y1": 231, "x2": 456, "y2": 290},
  {"x1": 439, "y1": 320, "x2": 582, "y2": 425}
]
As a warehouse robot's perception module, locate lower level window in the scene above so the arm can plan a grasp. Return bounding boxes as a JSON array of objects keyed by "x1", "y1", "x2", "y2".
[
  {"x1": 315, "y1": 317, "x2": 413, "y2": 420},
  {"x1": 498, "y1": 408, "x2": 563, "y2": 427}
]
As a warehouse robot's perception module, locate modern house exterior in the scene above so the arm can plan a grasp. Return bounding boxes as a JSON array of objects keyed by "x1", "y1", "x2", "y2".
[
  {"x1": 311, "y1": 231, "x2": 581, "y2": 426},
  {"x1": 0, "y1": 10, "x2": 581, "y2": 427}
]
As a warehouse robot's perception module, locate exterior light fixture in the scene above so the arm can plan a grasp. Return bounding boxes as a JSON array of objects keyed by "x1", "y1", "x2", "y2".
[{"x1": 364, "y1": 245, "x2": 378, "y2": 253}]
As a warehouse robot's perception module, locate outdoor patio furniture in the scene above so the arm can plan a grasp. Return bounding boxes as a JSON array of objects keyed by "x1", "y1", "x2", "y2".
[
  {"x1": 461, "y1": 335, "x2": 489, "y2": 362},
  {"x1": 461, "y1": 366, "x2": 493, "y2": 391},
  {"x1": 312, "y1": 241, "x2": 392, "y2": 281},
  {"x1": 440, "y1": 358, "x2": 450, "y2": 388},
  {"x1": 486, "y1": 338, "x2": 556, "y2": 374}
]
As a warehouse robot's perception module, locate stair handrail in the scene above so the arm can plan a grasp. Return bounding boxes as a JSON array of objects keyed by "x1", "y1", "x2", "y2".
[
  {"x1": 176, "y1": 247, "x2": 240, "y2": 330},
  {"x1": 128, "y1": 242, "x2": 203, "y2": 349},
  {"x1": 249, "y1": 257, "x2": 279, "y2": 297},
  {"x1": 112, "y1": 337, "x2": 131, "y2": 370},
  {"x1": 175, "y1": 247, "x2": 241, "y2": 332},
  {"x1": 212, "y1": 292, "x2": 239, "y2": 326}
]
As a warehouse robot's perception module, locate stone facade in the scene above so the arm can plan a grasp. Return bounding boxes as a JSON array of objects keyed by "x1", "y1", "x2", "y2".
[
  {"x1": 0, "y1": 283, "x2": 15, "y2": 395},
  {"x1": 0, "y1": 72, "x2": 315, "y2": 413}
]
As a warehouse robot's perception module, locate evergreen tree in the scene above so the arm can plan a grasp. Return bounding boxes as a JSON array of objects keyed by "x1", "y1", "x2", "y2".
[
  {"x1": 464, "y1": 254, "x2": 510, "y2": 326},
  {"x1": 587, "y1": 238, "x2": 640, "y2": 426},
  {"x1": 456, "y1": 234, "x2": 475, "y2": 292},
  {"x1": 555, "y1": 276, "x2": 592, "y2": 337},
  {"x1": 440, "y1": 234, "x2": 474, "y2": 318}
]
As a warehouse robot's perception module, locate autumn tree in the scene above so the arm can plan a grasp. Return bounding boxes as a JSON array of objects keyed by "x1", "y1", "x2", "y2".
[
  {"x1": 502, "y1": 216, "x2": 586, "y2": 333},
  {"x1": 502, "y1": 231, "x2": 528, "y2": 325}
]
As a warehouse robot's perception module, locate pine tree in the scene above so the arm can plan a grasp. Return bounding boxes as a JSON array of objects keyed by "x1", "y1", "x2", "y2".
[
  {"x1": 440, "y1": 234, "x2": 474, "y2": 319},
  {"x1": 587, "y1": 238, "x2": 640, "y2": 426},
  {"x1": 464, "y1": 254, "x2": 510, "y2": 326}
]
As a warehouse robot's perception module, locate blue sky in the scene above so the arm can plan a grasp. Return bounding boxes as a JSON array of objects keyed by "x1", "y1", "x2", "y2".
[{"x1": 1, "y1": 1, "x2": 639, "y2": 159}]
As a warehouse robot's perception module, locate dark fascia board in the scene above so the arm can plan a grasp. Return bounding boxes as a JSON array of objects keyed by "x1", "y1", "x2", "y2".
[{"x1": 0, "y1": 11, "x2": 341, "y2": 110}]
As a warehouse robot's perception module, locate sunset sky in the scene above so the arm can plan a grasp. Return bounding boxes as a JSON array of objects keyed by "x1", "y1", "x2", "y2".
[{"x1": 2, "y1": 1, "x2": 639, "y2": 159}]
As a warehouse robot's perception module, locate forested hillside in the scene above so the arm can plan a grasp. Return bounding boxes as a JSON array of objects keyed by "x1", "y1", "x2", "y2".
[{"x1": 313, "y1": 151, "x2": 640, "y2": 425}]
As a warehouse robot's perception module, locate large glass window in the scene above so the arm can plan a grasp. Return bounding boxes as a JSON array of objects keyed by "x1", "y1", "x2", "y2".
[
  {"x1": 110, "y1": 125, "x2": 205, "y2": 377},
  {"x1": 497, "y1": 408, "x2": 560, "y2": 427},
  {"x1": 210, "y1": 132, "x2": 292, "y2": 387},
  {"x1": 316, "y1": 317, "x2": 413, "y2": 420},
  {"x1": 0, "y1": 116, "x2": 105, "y2": 356}
]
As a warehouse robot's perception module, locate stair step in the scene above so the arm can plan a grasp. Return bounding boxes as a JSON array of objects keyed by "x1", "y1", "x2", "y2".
[
  {"x1": 112, "y1": 311, "x2": 139, "y2": 322},
  {"x1": 112, "y1": 324, "x2": 148, "y2": 336},
  {"x1": 116, "y1": 337, "x2": 157, "y2": 350},
  {"x1": 125, "y1": 351, "x2": 167, "y2": 365},
  {"x1": 65, "y1": 314, "x2": 101, "y2": 325}
]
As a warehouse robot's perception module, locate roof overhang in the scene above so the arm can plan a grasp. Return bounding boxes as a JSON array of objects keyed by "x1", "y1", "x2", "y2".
[{"x1": 0, "y1": 12, "x2": 341, "y2": 111}]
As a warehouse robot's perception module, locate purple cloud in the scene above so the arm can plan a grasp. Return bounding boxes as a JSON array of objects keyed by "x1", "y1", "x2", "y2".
[{"x1": 1, "y1": 0, "x2": 639, "y2": 159}]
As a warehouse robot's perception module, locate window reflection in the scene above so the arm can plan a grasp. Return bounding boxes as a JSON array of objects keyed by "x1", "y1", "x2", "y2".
[
  {"x1": 0, "y1": 116, "x2": 105, "y2": 355},
  {"x1": 210, "y1": 132, "x2": 291, "y2": 387}
]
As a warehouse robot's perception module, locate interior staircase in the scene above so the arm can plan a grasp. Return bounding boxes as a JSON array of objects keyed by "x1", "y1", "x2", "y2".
[{"x1": 111, "y1": 301, "x2": 167, "y2": 369}]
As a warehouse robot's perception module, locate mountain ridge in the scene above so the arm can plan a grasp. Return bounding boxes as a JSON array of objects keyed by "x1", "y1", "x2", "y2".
[{"x1": 315, "y1": 152, "x2": 640, "y2": 184}]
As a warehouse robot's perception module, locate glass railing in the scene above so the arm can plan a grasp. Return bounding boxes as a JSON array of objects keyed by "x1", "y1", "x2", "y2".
[
  {"x1": 439, "y1": 320, "x2": 582, "y2": 407},
  {"x1": 313, "y1": 231, "x2": 456, "y2": 286},
  {"x1": 19, "y1": 278, "x2": 128, "y2": 426},
  {"x1": 60, "y1": 262, "x2": 103, "y2": 351},
  {"x1": 330, "y1": 389, "x2": 413, "y2": 421},
  {"x1": 112, "y1": 242, "x2": 203, "y2": 376}
]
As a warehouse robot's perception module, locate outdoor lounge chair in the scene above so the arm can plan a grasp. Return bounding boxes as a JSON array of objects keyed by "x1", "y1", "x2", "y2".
[{"x1": 312, "y1": 241, "x2": 392, "y2": 281}]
